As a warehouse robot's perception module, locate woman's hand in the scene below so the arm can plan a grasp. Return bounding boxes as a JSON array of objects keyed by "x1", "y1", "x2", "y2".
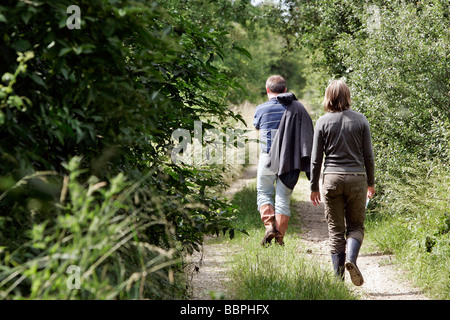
[
  {"x1": 310, "y1": 191, "x2": 321, "y2": 206},
  {"x1": 367, "y1": 186, "x2": 375, "y2": 198}
]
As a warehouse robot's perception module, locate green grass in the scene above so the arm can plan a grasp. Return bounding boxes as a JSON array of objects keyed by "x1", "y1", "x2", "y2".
[
  {"x1": 365, "y1": 213, "x2": 450, "y2": 299},
  {"x1": 364, "y1": 164, "x2": 450, "y2": 300},
  {"x1": 0, "y1": 158, "x2": 184, "y2": 300},
  {"x1": 206, "y1": 165, "x2": 450, "y2": 300},
  {"x1": 227, "y1": 237, "x2": 357, "y2": 300},
  {"x1": 212, "y1": 183, "x2": 358, "y2": 300}
]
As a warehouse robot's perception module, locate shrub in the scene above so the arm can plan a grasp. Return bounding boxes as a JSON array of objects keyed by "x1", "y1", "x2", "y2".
[
  {"x1": 0, "y1": 0, "x2": 245, "y2": 299},
  {"x1": 0, "y1": 157, "x2": 184, "y2": 299}
]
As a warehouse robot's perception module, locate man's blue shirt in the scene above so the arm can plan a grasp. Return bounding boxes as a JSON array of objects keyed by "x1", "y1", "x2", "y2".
[{"x1": 253, "y1": 97, "x2": 286, "y2": 153}]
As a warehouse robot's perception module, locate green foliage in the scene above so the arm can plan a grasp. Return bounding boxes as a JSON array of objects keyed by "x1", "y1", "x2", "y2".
[
  {"x1": 278, "y1": 0, "x2": 450, "y2": 171},
  {"x1": 159, "y1": 0, "x2": 312, "y2": 105},
  {"x1": 0, "y1": 51, "x2": 34, "y2": 122},
  {"x1": 341, "y1": 0, "x2": 450, "y2": 180},
  {"x1": 221, "y1": 21, "x2": 310, "y2": 105},
  {"x1": 268, "y1": 0, "x2": 364, "y2": 77},
  {"x1": 0, "y1": 0, "x2": 249, "y2": 299},
  {"x1": 1, "y1": 157, "x2": 183, "y2": 299},
  {"x1": 278, "y1": 0, "x2": 449, "y2": 298},
  {"x1": 365, "y1": 162, "x2": 450, "y2": 299}
]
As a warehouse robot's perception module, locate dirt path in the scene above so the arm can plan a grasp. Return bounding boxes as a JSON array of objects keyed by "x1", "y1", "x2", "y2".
[{"x1": 188, "y1": 164, "x2": 429, "y2": 300}]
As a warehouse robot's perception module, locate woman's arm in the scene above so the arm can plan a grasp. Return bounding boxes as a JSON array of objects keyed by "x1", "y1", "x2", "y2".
[{"x1": 310, "y1": 123, "x2": 324, "y2": 193}]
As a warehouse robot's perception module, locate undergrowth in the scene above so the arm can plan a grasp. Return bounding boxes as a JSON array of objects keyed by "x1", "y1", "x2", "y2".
[{"x1": 365, "y1": 162, "x2": 449, "y2": 299}]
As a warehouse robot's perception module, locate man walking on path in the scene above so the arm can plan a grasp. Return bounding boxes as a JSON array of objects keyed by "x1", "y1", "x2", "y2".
[
  {"x1": 310, "y1": 80, "x2": 375, "y2": 286},
  {"x1": 254, "y1": 75, "x2": 314, "y2": 246}
]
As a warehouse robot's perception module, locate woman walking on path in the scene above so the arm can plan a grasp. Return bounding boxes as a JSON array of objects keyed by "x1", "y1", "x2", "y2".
[{"x1": 310, "y1": 80, "x2": 375, "y2": 286}]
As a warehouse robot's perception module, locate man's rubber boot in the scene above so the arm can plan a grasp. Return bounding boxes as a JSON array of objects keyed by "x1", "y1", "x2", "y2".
[
  {"x1": 274, "y1": 214, "x2": 289, "y2": 246},
  {"x1": 331, "y1": 252, "x2": 346, "y2": 281},
  {"x1": 345, "y1": 238, "x2": 364, "y2": 286},
  {"x1": 260, "y1": 204, "x2": 276, "y2": 246}
]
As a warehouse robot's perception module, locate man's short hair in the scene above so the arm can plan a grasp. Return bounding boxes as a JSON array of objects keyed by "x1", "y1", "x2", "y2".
[
  {"x1": 323, "y1": 80, "x2": 352, "y2": 112},
  {"x1": 266, "y1": 75, "x2": 286, "y2": 94}
]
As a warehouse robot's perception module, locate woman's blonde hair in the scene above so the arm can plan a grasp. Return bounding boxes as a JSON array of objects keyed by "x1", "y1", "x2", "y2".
[{"x1": 323, "y1": 80, "x2": 352, "y2": 112}]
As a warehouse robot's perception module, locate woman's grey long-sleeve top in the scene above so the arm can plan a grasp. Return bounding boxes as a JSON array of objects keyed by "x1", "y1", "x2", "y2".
[{"x1": 310, "y1": 109, "x2": 375, "y2": 192}]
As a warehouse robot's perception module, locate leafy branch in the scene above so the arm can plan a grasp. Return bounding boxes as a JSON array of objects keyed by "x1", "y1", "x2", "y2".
[{"x1": 0, "y1": 51, "x2": 34, "y2": 125}]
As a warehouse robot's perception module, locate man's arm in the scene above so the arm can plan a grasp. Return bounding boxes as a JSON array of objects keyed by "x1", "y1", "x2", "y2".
[{"x1": 253, "y1": 109, "x2": 261, "y2": 130}]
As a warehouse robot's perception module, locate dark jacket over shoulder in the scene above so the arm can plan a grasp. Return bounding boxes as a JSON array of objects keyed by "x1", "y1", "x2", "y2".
[{"x1": 266, "y1": 92, "x2": 314, "y2": 190}]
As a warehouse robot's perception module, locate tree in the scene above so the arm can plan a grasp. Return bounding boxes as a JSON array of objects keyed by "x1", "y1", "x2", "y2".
[{"x1": 0, "y1": 0, "x2": 247, "y2": 299}]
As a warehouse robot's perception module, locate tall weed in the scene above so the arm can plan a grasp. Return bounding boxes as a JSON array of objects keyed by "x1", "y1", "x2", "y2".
[
  {"x1": 365, "y1": 161, "x2": 450, "y2": 299},
  {"x1": 0, "y1": 157, "x2": 184, "y2": 299}
]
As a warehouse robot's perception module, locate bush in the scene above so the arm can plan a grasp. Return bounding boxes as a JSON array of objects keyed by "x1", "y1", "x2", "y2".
[
  {"x1": 0, "y1": 157, "x2": 184, "y2": 299},
  {"x1": 276, "y1": 0, "x2": 450, "y2": 298},
  {"x1": 0, "y1": 0, "x2": 245, "y2": 299},
  {"x1": 365, "y1": 161, "x2": 450, "y2": 299},
  {"x1": 340, "y1": 0, "x2": 450, "y2": 187},
  {"x1": 341, "y1": 1, "x2": 450, "y2": 298}
]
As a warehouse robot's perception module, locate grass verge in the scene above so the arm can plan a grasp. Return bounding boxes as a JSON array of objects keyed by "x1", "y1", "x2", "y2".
[
  {"x1": 365, "y1": 212, "x2": 450, "y2": 299},
  {"x1": 364, "y1": 164, "x2": 449, "y2": 300},
  {"x1": 213, "y1": 184, "x2": 358, "y2": 300}
]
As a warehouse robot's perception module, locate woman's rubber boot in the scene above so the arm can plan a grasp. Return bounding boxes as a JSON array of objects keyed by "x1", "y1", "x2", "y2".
[
  {"x1": 345, "y1": 238, "x2": 364, "y2": 286},
  {"x1": 260, "y1": 204, "x2": 276, "y2": 246},
  {"x1": 274, "y1": 214, "x2": 289, "y2": 246},
  {"x1": 331, "y1": 252, "x2": 346, "y2": 281}
]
